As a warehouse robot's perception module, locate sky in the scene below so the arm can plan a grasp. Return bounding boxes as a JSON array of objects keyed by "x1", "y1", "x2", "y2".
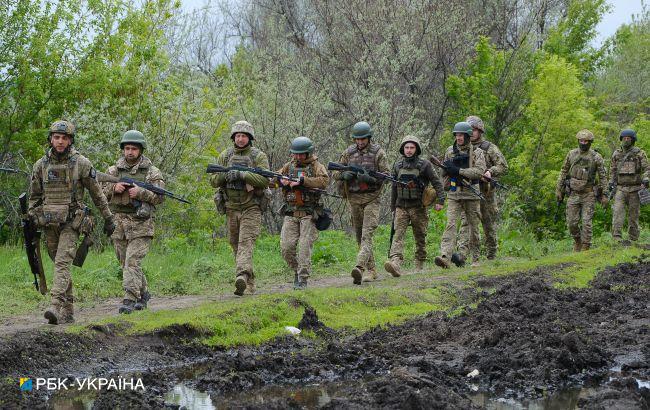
[{"x1": 180, "y1": 0, "x2": 646, "y2": 46}]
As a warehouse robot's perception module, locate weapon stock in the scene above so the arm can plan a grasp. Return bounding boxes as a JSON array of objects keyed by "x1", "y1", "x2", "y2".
[{"x1": 19, "y1": 193, "x2": 47, "y2": 295}]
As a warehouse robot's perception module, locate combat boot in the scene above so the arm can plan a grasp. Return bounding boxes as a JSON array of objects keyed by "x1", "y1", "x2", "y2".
[
  {"x1": 362, "y1": 269, "x2": 378, "y2": 282},
  {"x1": 451, "y1": 253, "x2": 466, "y2": 267},
  {"x1": 60, "y1": 302, "x2": 75, "y2": 324},
  {"x1": 293, "y1": 272, "x2": 299, "y2": 288},
  {"x1": 415, "y1": 260, "x2": 425, "y2": 271},
  {"x1": 383, "y1": 260, "x2": 401, "y2": 278},
  {"x1": 434, "y1": 256, "x2": 451, "y2": 269},
  {"x1": 44, "y1": 305, "x2": 62, "y2": 325},
  {"x1": 581, "y1": 243, "x2": 591, "y2": 251},
  {"x1": 134, "y1": 291, "x2": 151, "y2": 311},
  {"x1": 234, "y1": 274, "x2": 247, "y2": 296},
  {"x1": 119, "y1": 299, "x2": 135, "y2": 314},
  {"x1": 246, "y1": 277, "x2": 256, "y2": 294},
  {"x1": 573, "y1": 237, "x2": 582, "y2": 252},
  {"x1": 486, "y1": 252, "x2": 496, "y2": 260},
  {"x1": 351, "y1": 266, "x2": 363, "y2": 285},
  {"x1": 295, "y1": 276, "x2": 307, "y2": 290}
]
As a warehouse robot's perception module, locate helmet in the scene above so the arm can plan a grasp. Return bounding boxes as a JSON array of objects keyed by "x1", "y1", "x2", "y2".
[
  {"x1": 231, "y1": 120, "x2": 255, "y2": 140},
  {"x1": 49, "y1": 120, "x2": 75, "y2": 140},
  {"x1": 465, "y1": 115, "x2": 485, "y2": 133},
  {"x1": 453, "y1": 121, "x2": 473, "y2": 136},
  {"x1": 351, "y1": 121, "x2": 372, "y2": 139},
  {"x1": 290, "y1": 136, "x2": 314, "y2": 154},
  {"x1": 620, "y1": 129, "x2": 637, "y2": 142},
  {"x1": 575, "y1": 129, "x2": 594, "y2": 141},
  {"x1": 399, "y1": 135, "x2": 422, "y2": 156},
  {"x1": 120, "y1": 130, "x2": 147, "y2": 150}
]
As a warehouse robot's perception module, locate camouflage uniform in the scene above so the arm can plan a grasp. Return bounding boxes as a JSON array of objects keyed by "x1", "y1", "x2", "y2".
[
  {"x1": 384, "y1": 136, "x2": 445, "y2": 276},
  {"x1": 333, "y1": 139, "x2": 389, "y2": 283},
  {"x1": 211, "y1": 121, "x2": 270, "y2": 295},
  {"x1": 609, "y1": 131, "x2": 650, "y2": 242},
  {"x1": 277, "y1": 155, "x2": 329, "y2": 286},
  {"x1": 103, "y1": 155, "x2": 164, "y2": 306},
  {"x1": 458, "y1": 118, "x2": 508, "y2": 260},
  {"x1": 555, "y1": 130, "x2": 607, "y2": 251},
  {"x1": 435, "y1": 124, "x2": 486, "y2": 268},
  {"x1": 29, "y1": 146, "x2": 113, "y2": 324}
]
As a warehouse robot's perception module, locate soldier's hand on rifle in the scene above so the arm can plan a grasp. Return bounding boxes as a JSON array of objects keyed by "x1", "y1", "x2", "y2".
[
  {"x1": 103, "y1": 217, "x2": 116, "y2": 237},
  {"x1": 114, "y1": 182, "x2": 128, "y2": 193},
  {"x1": 340, "y1": 171, "x2": 355, "y2": 181},
  {"x1": 128, "y1": 186, "x2": 139, "y2": 199},
  {"x1": 443, "y1": 160, "x2": 460, "y2": 177},
  {"x1": 279, "y1": 177, "x2": 291, "y2": 186},
  {"x1": 357, "y1": 171, "x2": 376, "y2": 184},
  {"x1": 482, "y1": 170, "x2": 492, "y2": 182},
  {"x1": 434, "y1": 203, "x2": 444, "y2": 211},
  {"x1": 555, "y1": 190, "x2": 563, "y2": 202},
  {"x1": 226, "y1": 170, "x2": 243, "y2": 183}
]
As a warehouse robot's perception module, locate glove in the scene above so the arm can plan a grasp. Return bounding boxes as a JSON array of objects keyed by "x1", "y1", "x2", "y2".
[
  {"x1": 103, "y1": 217, "x2": 116, "y2": 237},
  {"x1": 226, "y1": 170, "x2": 243, "y2": 183},
  {"x1": 340, "y1": 171, "x2": 355, "y2": 181},
  {"x1": 357, "y1": 171, "x2": 377, "y2": 184},
  {"x1": 445, "y1": 163, "x2": 461, "y2": 177}
]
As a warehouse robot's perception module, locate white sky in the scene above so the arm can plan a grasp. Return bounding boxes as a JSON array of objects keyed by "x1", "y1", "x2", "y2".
[{"x1": 179, "y1": 0, "x2": 646, "y2": 46}]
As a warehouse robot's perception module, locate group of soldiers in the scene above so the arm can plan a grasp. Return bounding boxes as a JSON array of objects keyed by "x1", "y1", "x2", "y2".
[{"x1": 23, "y1": 117, "x2": 647, "y2": 325}]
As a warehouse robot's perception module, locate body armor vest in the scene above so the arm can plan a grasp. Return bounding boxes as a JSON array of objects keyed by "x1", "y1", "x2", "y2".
[
  {"x1": 41, "y1": 154, "x2": 80, "y2": 224},
  {"x1": 110, "y1": 164, "x2": 148, "y2": 214},
  {"x1": 223, "y1": 147, "x2": 262, "y2": 205},
  {"x1": 283, "y1": 162, "x2": 320, "y2": 213},
  {"x1": 396, "y1": 158, "x2": 423, "y2": 200},
  {"x1": 568, "y1": 151, "x2": 597, "y2": 192},
  {"x1": 617, "y1": 148, "x2": 642, "y2": 186},
  {"x1": 346, "y1": 143, "x2": 381, "y2": 192}
]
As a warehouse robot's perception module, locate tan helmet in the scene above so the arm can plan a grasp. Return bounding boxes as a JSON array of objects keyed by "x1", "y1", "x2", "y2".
[
  {"x1": 575, "y1": 129, "x2": 594, "y2": 141},
  {"x1": 231, "y1": 120, "x2": 255, "y2": 140},
  {"x1": 399, "y1": 135, "x2": 422, "y2": 156},
  {"x1": 465, "y1": 115, "x2": 485, "y2": 133},
  {"x1": 49, "y1": 120, "x2": 75, "y2": 136}
]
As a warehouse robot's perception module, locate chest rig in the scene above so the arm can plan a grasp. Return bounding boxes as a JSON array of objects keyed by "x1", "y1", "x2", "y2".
[
  {"x1": 396, "y1": 158, "x2": 424, "y2": 200},
  {"x1": 110, "y1": 163, "x2": 149, "y2": 214},
  {"x1": 284, "y1": 162, "x2": 320, "y2": 213},
  {"x1": 41, "y1": 153, "x2": 80, "y2": 224},
  {"x1": 346, "y1": 143, "x2": 381, "y2": 192},
  {"x1": 617, "y1": 148, "x2": 641, "y2": 186},
  {"x1": 568, "y1": 150, "x2": 597, "y2": 192}
]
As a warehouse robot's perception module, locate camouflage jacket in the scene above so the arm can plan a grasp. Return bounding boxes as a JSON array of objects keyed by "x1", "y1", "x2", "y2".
[
  {"x1": 556, "y1": 148, "x2": 607, "y2": 197},
  {"x1": 276, "y1": 155, "x2": 329, "y2": 214},
  {"x1": 390, "y1": 155, "x2": 445, "y2": 209},
  {"x1": 333, "y1": 143, "x2": 390, "y2": 205},
  {"x1": 471, "y1": 138, "x2": 508, "y2": 193},
  {"x1": 441, "y1": 143, "x2": 487, "y2": 201},
  {"x1": 609, "y1": 146, "x2": 650, "y2": 193}
]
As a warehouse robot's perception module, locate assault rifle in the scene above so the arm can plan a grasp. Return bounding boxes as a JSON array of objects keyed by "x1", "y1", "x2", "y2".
[
  {"x1": 206, "y1": 164, "x2": 343, "y2": 198},
  {"x1": 326, "y1": 162, "x2": 408, "y2": 186},
  {"x1": 429, "y1": 155, "x2": 485, "y2": 201},
  {"x1": 388, "y1": 212, "x2": 396, "y2": 258},
  {"x1": 95, "y1": 172, "x2": 191, "y2": 204},
  {"x1": 19, "y1": 193, "x2": 47, "y2": 295},
  {"x1": 72, "y1": 207, "x2": 93, "y2": 268}
]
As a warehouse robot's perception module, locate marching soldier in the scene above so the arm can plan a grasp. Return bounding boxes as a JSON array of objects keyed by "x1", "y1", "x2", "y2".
[
  {"x1": 434, "y1": 122, "x2": 486, "y2": 269},
  {"x1": 555, "y1": 129, "x2": 608, "y2": 251},
  {"x1": 276, "y1": 137, "x2": 329, "y2": 289},
  {"x1": 102, "y1": 130, "x2": 164, "y2": 314},
  {"x1": 609, "y1": 129, "x2": 650, "y2": 244},
  {"x1": 458, "y1": 116, "x2": 508, "y2": 261},
  {"x1": 211, "y1": 120, "x2": 270, "y2": 296},
  {"x1": 333, "y1": 121, "x2": 390, "y2": 284},
  {"x1": 28, "y1": 120, "x2": 115, "y2": 325},
  {"x1": 384, "y1": 135, "x2": 445, "y2": 277}
]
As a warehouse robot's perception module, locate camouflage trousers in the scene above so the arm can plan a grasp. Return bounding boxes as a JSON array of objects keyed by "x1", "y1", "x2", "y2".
[
  {"x1": 113, "y1": 236, "x2": 151, "y2": 302},
  {"x1": 566, "y1": 191, "x2": 595, "y2": 246},
  {"x1": 459, "y1": 190, "x2": 499, "y2": 258},
  {"x1": 612, "y1": 189, "x2": 641, "y2": 241},
  {"x1": 388, "y1": 206, "x2": 428, "y2": 267},
  {"x1": 440, "y1": 198, "x2": 480, "y2": 262},
  {"x1": 349, "y1": 200, "x2": 380, "y2": 273},
  {"x1": 44, "y1": 224, "x2": 79, "y2": 309},
  {"x1": 226, "y1": 206, "x2": 262, "y2": 278},
  {"x1": 280, "y1": 215, "x2": 319, "y2": 279}
]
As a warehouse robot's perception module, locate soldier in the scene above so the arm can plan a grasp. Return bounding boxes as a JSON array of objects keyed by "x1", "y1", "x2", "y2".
[
  {"x1": 211, "y1": 120, "x2": 270, "y2": 296},
  {"x1": 28, "y1": 120, "x2": 115, "y2": 325},
  {"x1": 609, "y1": 129, "x2": 650, "y2": 244},
  {"x1": 384, "y1": 135, "x2": 445, "y2": 277},
  {"x1": 276, "y1": 137, "x2": 329, "y2": 289},
  {"x1": 458, "y1": 116, "x2": 508, "y2": 261},
  {"x1": 434, "y1": 122, "x2": 486, "y2": 269},
  {"x1": 102, "y1": 130, "x2": 164, "y2": 314},
  {"x1": 555, "y1": 129, "x2": 608, "y2": 251},
  {"x1": 333, "y1": 121, "x2": 390, "y2": 284}
]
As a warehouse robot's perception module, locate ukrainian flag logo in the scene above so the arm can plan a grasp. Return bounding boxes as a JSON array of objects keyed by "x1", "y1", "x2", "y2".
[{"x1": 19, "y1": 378, "x2": 32, "y2": 391}]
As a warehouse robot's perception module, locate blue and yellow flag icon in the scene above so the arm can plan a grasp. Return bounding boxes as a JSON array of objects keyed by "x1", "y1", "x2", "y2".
[{"x1": 19, "y1": 378, "x2": 32, "y2": 391}]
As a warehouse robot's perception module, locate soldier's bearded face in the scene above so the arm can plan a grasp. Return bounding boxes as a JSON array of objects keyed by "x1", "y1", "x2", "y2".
[
  {"x1": 355, "y1": 137, "x2": 369, "y2": 150},
  {"x1": 403, "y1": 143, "x2": 417, "y2": 157},
  {"x1": 455, "y1": 133, "x2": 466, "y2": 146},
  {"x1": 234, "y1": 133, "x2": 250, "y2": 148},
  {"x1": 50, "y1": 133, "x2": 72, "y2": 153},
  {"x1": 292, "y1": 153, "x2": 308, "y2": 162},
  {"x1": 123, "y1": 144, "x2": 142, "y2": 162},
  {"x1": 471, "y1": 128, "x2": 482, "y2": 142}
]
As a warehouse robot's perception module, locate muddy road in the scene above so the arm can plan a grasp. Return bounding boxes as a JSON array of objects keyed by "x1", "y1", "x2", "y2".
[{"x1": 1, "y1": 259, "x2": 648, "y2": 409}]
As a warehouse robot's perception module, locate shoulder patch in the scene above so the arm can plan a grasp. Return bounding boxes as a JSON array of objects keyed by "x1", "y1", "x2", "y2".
[{"x1": 89, "y1": 168, "x2": 96, "y2": 179}]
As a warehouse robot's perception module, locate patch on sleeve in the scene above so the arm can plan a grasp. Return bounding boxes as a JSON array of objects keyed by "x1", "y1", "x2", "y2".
[{"x1": 89, "y1": 168, "x2": 96, "y2": 179}]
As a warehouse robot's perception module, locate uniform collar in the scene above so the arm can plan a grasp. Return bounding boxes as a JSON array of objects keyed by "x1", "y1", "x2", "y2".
[{"x1": 117, "y1": 155, "x2": 151, "y2": 173}]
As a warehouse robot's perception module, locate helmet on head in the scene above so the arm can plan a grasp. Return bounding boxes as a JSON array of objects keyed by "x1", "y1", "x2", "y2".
[
  {"x1": 465, "y1": 116, "x2": 485, "y2": 133},
  {"x1": 351, "y1": 121, "x2": 372, "y2": 139},
  {"x1": 231, "y1": 120, "x2": 255, "y2": 140},
  {"x1": 399, "y1": 135, "x2": 422, "y2": 156},
  {"x1": 48, "y1": 120, "x2": 75, "y2": 142},
  {"x1": 453, "y1": 122, "x2": 472, "y2": 144},
  {"x1": 575, "y1": 129, "x2": 594, "y2": 141},
  {"x1": 120, "y1": 130, "x2": 147, "y2": 150},
  {"x1": 290, "y1": 136, "x2": 314, "y2": 154},
  {"x1": 620, "y1": 129, "x2": 637, "y2": 142}
]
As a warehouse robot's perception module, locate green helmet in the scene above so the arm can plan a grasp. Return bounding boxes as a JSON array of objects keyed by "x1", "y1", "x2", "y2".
[
  {"x1": 399, "y1": 135, "x2": 422, "y2": 156},
  {"x1": 290, "y1": 136, "x2": 314, "y2": 154},
  {"x1": 120, "y1": 130, "x2": 147, "y2": 150},
  {"x1": 452, "y1": 122, "x2": 472, "y2": 145},
  {"x1": 351, "y1": 121, "x2": 372, "y2": 139},
  {"x1": 48, "y1": 120, "x2": 75, "y2": 140}
]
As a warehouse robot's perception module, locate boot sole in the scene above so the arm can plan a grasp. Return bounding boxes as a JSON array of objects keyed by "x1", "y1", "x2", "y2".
[
  {"x1": 434, "y1": 258, "x2": 449, "y2": 269},
  {"x1": 234, "y1": 277, "x2": 247, "y2": 296},
  {"x1": 44, "y1": 310, "x2": 58, "y2": 325},
  {"x1": 384, "y1": 261, "x2": 401, "y2": 278},
  {"x1": 351, "y1": 268, "x2": 362, "y2": 285}
]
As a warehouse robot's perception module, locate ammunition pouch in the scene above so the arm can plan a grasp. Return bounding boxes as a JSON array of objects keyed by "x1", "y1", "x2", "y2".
[
  {"x1": 214, "y1": 189, "x2": 226, "y2": 215},
  {"x1": 135, "y1": 201, "x2": 152, "y2": 219},
  {"x1": 569, "y1": 177, "x2": 588, "y2": 192},
  {"x1": 313, "y1": 207, "x2": 333, "y2": 231},
  {"x1": 71, "y1": 207, "x2": 94, "y2": 234},
  {"x1": 43, "y1": 204, "x2": 70, "y2": 226}
]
